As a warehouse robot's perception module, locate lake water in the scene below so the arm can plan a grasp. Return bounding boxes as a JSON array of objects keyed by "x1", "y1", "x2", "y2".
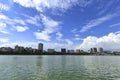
[{"x1": 0, "y1": 55, "x2": 120, "y2": 80}]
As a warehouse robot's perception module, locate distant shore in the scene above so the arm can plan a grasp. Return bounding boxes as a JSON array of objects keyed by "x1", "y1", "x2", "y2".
[{"x1": 0, "y1": 52, "x2": 120, "y2": 55}]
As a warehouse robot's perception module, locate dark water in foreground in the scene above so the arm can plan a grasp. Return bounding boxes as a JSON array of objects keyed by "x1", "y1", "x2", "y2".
[{"x1": 0, "y1": 55, "x2": 120, "y2": 80}]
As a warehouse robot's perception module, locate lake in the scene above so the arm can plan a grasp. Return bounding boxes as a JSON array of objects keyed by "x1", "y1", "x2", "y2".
[{"x1": 0, "y1": 55, "x2": 120, "y2": 80}]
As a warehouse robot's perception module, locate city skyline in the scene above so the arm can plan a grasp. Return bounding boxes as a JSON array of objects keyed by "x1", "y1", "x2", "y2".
[
  {"x1": 0, "y1": 43, "x2": 120, "y2": 55},
  {"x1": 0, "y1": 0, "x2": 120, "y2": 51},
  {"x1": 0, "y1": 43, "x2": 104, "y2": 52},
  {"x1": 0, "y1": 43, "x2": 107, "y2": 54}
]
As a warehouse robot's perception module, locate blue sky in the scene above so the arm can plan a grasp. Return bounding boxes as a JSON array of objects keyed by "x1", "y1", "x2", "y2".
[{"x1": 0, "y1": 0, "x2": 120, "y2": 51}]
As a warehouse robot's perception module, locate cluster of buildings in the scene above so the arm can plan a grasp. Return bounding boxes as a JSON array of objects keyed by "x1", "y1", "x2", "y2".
[
  {"x1": 89, "y1": 47, "x2": 104, "y2": 53},
  {"x1": 47, "y1": 48, "x2": 84, "y2": 54},
  {"x1": 0, "y1": 43, "x2": 85, "y2": 54},
  {"x1": 0, "y1": 43, "x2": 117, "y2": 55},
  {"x1": 0, "y1": 43, "x2": 43, "y2": 54}
]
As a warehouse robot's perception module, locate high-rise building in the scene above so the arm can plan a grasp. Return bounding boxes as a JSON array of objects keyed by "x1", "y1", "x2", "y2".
[
  {"x1": 90, "y1": 48, "x2": 93, "y2": 53},
  {"x1": 99, "y1": 47, "x2": 104, "y2": 53},
  {"x1": 38, "y1": 43, "x2": 43, "y2": 52},
  {"x1": 61, "y1": 48, "x2": 66, "y2": 53},
  {"x1": 93, "y1": 48, "x2": 97, "y2": 53},
  {"x1": 76, "y1": 49, "x2": 81, "y2": 53}
]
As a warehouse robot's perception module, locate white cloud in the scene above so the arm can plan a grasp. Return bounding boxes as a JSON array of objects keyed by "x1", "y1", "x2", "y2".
[
  {"x1": 0, "y1": 38, "x2": 9, "y2": 43},
  {"x1": 0, "y1": 3, "x2": 10, "y2": 11},
  {"x1": 14, "y1": 19, "x2": 26, "y2": 25},
  {"x1": 0, "y1": 22, "x2": 9, "y2": 34},
  {"x1": 41, "y1": 14, "x2": 61, "y2": 33},
  {"x1": 71, "y1": 28, "x2": 78, "y2": 33},
  {"x1": 74, "y1": 34, "x2": 83, "y2": 41},
  {"x1": 13, "y1": 0, "x2": 96, "y2": 12},
  {"x1": 115, "y1": 31, "x2": 120, "y2": 34},
  {"x1": 76, "y1": 32, "x2": 120, "y2": 51},
  {"x1": 110, "y1": 22, "x2": 120, "y2": 27},
  {"x1": 43, "y1": 41, "x2": 75, "y2": 51},
  {"x1": 74, "y1": 37, "x2": 83, "y2": 40},
  {"x1": 80, "y1": 14, "x2": 115, "y2": 32},
  {"x1": 13, "y1": 0, "x2": 79, "y2": 12},
  {"x1": 34, "y1": 31, "x2": 50, "y2": 41},
  {"x1": 13, "y1": 26, "x2": 29, "y2": 32},
  {"x1": 0, "y1": 14, "x2": 8, "y2": 19},
  {"x1": 25, "y1": 15, "x2": 40, "y2": 26},
  {"x1": 75, "y1": 34, "x2": 79, "y2": 37},
  {"x1": 0, "y1": 14, "x2": 30, "y2": 33},
  {"x1": 0, "y1": 14, "x2": 26, "y2": 26},
  {"x1": 34, "y1": 14, "x2": 61, "y2": 41},
  {"x1": 56, "y1": 32, "x2": 63, "y2": 40},
  {"x1": 97, "y1": 0, "x2": 114, "y2": 15},
  {"x1": 0, "y1": 41, "x2": 37, "y2": 48},
  {"x1": 65, "y1": 39, "x2": 73, "y2": 45}
]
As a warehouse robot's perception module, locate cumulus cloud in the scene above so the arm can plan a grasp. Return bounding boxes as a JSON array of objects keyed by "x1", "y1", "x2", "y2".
[
  {"x1": 34, "y1": 14, "x2": 61, "y2": 41},
  {"x1": 80, "y1": 14, "x2": 116, "y2": 32},
  {"x1": 13, "y1": 26, "x2": 29, "y2": 32},
  {"x1": 76, "y1": 32, "x2": 120, "y2": 51}
]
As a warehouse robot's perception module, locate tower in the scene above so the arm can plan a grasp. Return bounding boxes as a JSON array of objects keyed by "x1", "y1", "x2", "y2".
[{"x1": 38, "y1": 43, "x2": 43, "y2": 52}]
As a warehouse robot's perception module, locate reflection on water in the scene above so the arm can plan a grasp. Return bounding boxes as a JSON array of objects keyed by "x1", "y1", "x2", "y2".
[{"x1": 0, "y1": 56, "x2": 120, "y2": 80}]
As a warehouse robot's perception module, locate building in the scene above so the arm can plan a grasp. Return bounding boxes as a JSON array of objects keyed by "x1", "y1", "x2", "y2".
[
  {"x1": 14, "y1": 45, "x2": 25, "y2": 53},
  {"x1": 38, "y1": 43, "x2": 43, "y2": 52},
  {"x1": 90, "y1": 48, "x2": 93, "y2": 53},
  {"x1": 25, "y1": 47, "x2": 33, "y2": 53},
  {"x1": 61, "y1": 48, "x2": 66, "y2": 53},
  {"x1": 67, "y1": 50, "x2": 71, "y2": 53},
  {"x1": 99, "y1": 47, "x2": 104, "y2": 53},
  {"x1": 14, "y1": 45, "x2": 19, "y2": 51},
  {"x1": 47, "y1": 49, "x2": 55, "y2": 53},
  {"x1": 0, "y1": 47, "x2": 13, "y2": 52},
  {"x1": 93, "y1": 48, "x2": 97, "y2": 53},
  {"x1": 67, "y1": 50, "x2": 74, "y2": 53},
  {"x1": 33, "y1": 49, "x2": 38, "y2": 53},
  {"x1": 76, "y1": 49, "x2": 81, "y2": 53},
  {"x1": 80, "y1": 50, "x2": 84, "y2": 53}
]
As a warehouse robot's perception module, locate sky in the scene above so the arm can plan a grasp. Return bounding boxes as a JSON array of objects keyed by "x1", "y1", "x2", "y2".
[{"x1": 0, "y1": 0, "x2": 120, "y2": 51}]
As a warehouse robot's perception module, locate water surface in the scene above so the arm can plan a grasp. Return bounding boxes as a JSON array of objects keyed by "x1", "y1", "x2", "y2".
[{"x1": 0, "y1": 55, "x2": 120, "y2": 80}]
